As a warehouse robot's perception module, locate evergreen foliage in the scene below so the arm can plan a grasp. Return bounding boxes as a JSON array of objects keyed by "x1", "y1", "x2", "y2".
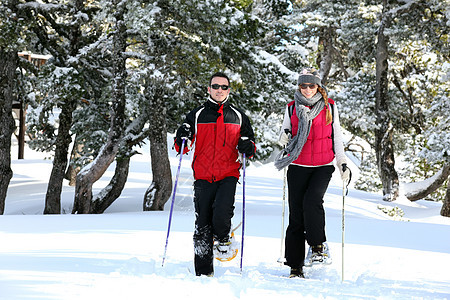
[{"x1": 1, "y1": 0, "x2": 449, "y2": 212}]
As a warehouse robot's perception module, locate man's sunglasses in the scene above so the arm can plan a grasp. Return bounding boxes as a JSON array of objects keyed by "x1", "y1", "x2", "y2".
[
  {"x1": 300, "y1": 84, "x2": 318, "y2": 90},
  {"x1": 211, "y1": 84, "x2": 229, "y2": 90}
]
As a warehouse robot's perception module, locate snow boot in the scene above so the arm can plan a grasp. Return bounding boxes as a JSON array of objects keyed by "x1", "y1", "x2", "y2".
[
  {"x1": 304, "y1": 242, "x2": 332, "y2": 266},
  {"x1": 216, "y1": 238, "x2": 232, "y2": 254},
  {"x1": 289, "y1": 267, "x2": 304, "y2": 278},
  {"x1": 214, "y1": 232, "x2": 238, "y2": 262}
]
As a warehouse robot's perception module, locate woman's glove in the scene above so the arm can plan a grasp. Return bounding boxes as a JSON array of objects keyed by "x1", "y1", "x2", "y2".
[
  {"x1": 278, "y1": 130, "x2": 291, "y2": 147},
  {"x1": 339, "y1": 163, "x2": 351, "y2": 183}
]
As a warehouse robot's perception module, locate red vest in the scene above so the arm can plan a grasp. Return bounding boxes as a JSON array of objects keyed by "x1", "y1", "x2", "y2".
[{"x1": 288, "y1": 99, "x2": 335, "y2": 166}]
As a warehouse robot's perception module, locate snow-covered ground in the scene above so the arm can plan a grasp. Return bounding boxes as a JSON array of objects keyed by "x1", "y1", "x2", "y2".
[{"x1": 1, "y1": 139, "x2": 449, "y2": 299}]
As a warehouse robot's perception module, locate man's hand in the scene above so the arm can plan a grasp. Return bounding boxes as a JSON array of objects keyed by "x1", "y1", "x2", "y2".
[
  {"x1": 175, "y1": 124, "x2": 193, "y2": 151},
  {"x1": 238, "y1": 137, "x2": 255, "y2": 158}
]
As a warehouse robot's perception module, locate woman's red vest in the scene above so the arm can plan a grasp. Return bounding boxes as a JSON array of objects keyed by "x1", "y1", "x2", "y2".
[{"x1": 288, "y1": 99, "x2": 335, "y2": 166}]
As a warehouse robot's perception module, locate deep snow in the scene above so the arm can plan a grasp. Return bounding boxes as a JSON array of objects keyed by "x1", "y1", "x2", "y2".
[{"x1": 1, "y1": 139, "x2": 449, "y2": 300}]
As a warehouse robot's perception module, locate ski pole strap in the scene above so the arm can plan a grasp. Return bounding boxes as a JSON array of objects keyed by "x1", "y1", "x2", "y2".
[{"x1": 344, "y1": 168, "x2": 352, "y2": 196}]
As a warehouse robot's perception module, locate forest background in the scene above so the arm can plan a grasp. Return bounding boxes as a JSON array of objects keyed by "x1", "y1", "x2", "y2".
[{"x1": 0, "y1": 0, "x2": 449, "y2": 216}]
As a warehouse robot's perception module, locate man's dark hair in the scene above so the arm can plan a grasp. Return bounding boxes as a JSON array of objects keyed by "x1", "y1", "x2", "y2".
[{"x1": 209, "y1": 72, "x2": 230, "y2": 86}]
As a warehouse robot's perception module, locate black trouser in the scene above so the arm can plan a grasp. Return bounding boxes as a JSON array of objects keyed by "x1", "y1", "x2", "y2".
[
  {"x1": 193, "y1": 176, "x2": 237, "y2": 276},
  {"x1": 284, "y1": 164, "x2": 334, "y2": 269}
]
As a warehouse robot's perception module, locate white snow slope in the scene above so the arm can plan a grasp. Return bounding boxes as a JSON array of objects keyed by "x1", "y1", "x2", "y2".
[{"x1": 1, "y1": 140, "x2": 449, "y2": 300}]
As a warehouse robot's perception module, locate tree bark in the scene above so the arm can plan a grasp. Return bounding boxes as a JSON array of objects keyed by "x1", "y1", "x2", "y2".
[
  {"x1": 441, "y1": 182, "x2": 450, "y2": 217},
  {"x1": 0, "y1": 49, "x2": 17, "y2": 215},
  {"x1": 375, "y1": 2, "x2": 399, "y2": 202},
  {"x1": 91, "y1": 156, "x2": 130, "y2": 213},
  {"x1": 43, "y1": 0, "x2": 84, "y2": 214},
  {"x1": 318, "y1": 26, "x2": 334, "y2": 84},
  {"x1": 72, "y1": 0, "x2": 127, "y2": 214},
  {"x1": 44, "y1": 101, "x2": 75, "y2": 214},
  {"x1": 73, "y1": 141, "x2": 121, "y2": 213},
  {"x1": 143, "y1": 84, "x2": 172, "y2": 211}
]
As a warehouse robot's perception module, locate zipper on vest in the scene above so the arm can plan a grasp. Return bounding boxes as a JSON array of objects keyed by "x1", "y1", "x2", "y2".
[{"x1": 223, "y1": 126, "x2": 226, "y2": 147}]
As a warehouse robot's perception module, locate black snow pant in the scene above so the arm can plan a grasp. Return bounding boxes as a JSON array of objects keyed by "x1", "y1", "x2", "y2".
[
  {"x1": 193, "y1": 176, "x2": 237, "y2": 276},
  {"x1": 284, "y1": 164, "x2": 334, "y2": 269}
]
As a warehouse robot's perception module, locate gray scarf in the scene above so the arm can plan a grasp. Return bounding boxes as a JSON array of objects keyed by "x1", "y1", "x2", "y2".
[{"x1": 274, "y1": 91, "x2": 324, "y2": 170}]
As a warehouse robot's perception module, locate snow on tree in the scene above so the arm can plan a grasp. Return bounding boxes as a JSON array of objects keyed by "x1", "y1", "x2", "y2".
[{"x1": 3, "y1": 0, "x2": 449, "y2": 216}]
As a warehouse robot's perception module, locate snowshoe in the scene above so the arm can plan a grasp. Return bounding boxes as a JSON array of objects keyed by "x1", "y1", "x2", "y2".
[
  {"x1": 214, "y1": 223, "x2": 241, "y2": 262},
  {"x1": 304, "y1": 242, "x2": 332, "y2": 267},
  {"x1": 214, "y1": 231, "x2": 238, "y2": 262}
]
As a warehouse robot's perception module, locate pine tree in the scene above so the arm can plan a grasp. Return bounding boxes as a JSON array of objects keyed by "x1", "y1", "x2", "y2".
[
  {"x1": 0, "y1": 0, "x2": 33, "y2": 214},
  {"x1": 72, "y1": 0, "x2": 129, "y2": 214},
  {"x1": 316, "y1": 0, "x2": 449, "y2": 205},
  {"x1": 124, "y1": 0, "x2": 294, "y2": 210},
  {"x1": 20, "y1": 0, "x2": 106, "y2": 213}
]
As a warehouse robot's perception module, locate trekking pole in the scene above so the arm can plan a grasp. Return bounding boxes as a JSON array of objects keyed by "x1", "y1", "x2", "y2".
[
  {"x1": 277, "y1": 136, "x2": 290, "y2": 264},
  {"x1": 162, "y1": 138, "x2": 186, "y2": 267},
  {"x1": 277, "y1": 166, "x2": 287, "y2": 264},
  {"x1": 341, "y1": 179, "x2": 345, "y2": 282},
  {"x1": 240, "y1": 153, "x2": 246, "y2": 273},
  {"x1": 341, "y1": 167, "x2": 352, "y2": 282}
]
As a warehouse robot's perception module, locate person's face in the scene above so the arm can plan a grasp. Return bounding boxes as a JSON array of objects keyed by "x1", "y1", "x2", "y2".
[
  {"x1": 208, "y1": 76, "x2": 230, "y2": 103},
  {"x1": 299, "y1": 83, "x2": 318, "y2": 99}
]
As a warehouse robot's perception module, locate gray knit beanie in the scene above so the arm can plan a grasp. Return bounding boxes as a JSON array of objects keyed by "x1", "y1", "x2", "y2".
[{"x1": 297, "y1": 67, "x2": 322, "y2": 87}]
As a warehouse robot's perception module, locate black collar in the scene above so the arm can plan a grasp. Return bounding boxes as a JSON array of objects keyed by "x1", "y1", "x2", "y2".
[{"x1": 205, "y1": 96, "x2": 230, "y2": 111}]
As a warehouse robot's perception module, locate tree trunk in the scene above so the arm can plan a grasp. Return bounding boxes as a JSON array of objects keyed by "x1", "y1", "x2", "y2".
[
  {"x1": 44, "y1": 101, "x2": 75, "y2": 214},
  {"x1": 0, "y1": 49, "x2": 17, "y2": 215},
  {"x1": 375, "y1": 2, "x2": 399, "y2": 202},
  {"x1": 91, "y1": 156, "x2": 130, "y2": 213},
  {"x1": 405, "y1": 163, "x2": 450, "y2": 201},
  {"x1": 65, "y1": 135, "x2": 82, "y2": 186},
  {"x1": 72, "y1": 0, "x2": 127, "y2": 214},
  {"x1": 43, "y1": 0, "x2": 85, "y2": 214},
  {"x1": 318, "y1": 26, "x2": 334, "y2": 84},
  {"x1": 72, "y1": 142, "x2": 120, "y2": 213},
  {"x1": 441, "y1": 182, "x2": 450, "y2": 217},
  {"x1": 143, "y1": 84, "x2": 172, "y2": 211}
]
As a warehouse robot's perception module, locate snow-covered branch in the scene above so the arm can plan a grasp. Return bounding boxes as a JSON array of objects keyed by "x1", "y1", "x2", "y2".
[{"x1": 404, "y1": 163, "x2": 450, "y2": 201}]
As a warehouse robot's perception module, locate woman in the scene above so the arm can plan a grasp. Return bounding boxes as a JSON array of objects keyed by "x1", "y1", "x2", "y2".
[{"x1": 274, "y1": 68, "x2": 350, "y2": 278}]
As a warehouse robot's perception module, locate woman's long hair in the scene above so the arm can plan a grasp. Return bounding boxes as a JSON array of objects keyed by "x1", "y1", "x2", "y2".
[{"x1": 318, "y1": 86, "x2": 332, "y2": 125}]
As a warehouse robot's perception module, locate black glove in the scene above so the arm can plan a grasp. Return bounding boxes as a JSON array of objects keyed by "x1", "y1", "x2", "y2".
[
  {"x1": 175, "y1": 124, "x2": 193, "y2": 148},
  {"x1": 237, "y1": 137, "x2": 255, "y2": 157}
]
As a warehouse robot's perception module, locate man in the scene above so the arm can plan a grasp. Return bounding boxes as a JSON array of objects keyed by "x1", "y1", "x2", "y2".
[{"x1": 174, "y1": 72, "x2": 256, "y2": 276}]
